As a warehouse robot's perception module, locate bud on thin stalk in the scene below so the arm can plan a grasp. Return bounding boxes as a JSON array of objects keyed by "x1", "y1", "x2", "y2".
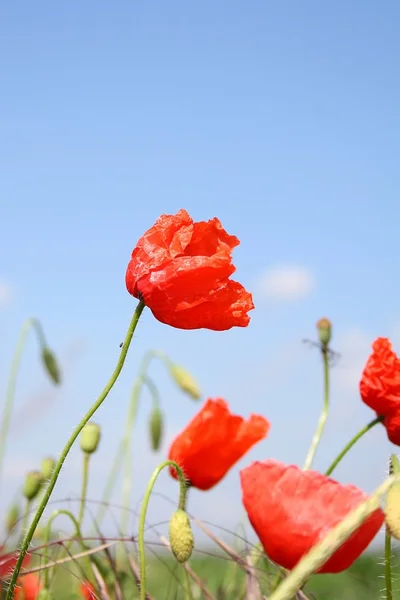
[
  {"x1": 41, "y1": 347, "x2": 61, "y2": 385},
  {"x1": 316, "y1": 317, "x2": 332, "y2": 348},
  {"x1": 149, "y1": 406, "x2": 164, "y2": 451},
  {"x1": 23, "y1": 471, "x2": 43, "y2": 502},
  {"x1": 80, "y1": 422, "x2": 101, "y2": 454},
  {"x1": 169, "y1": 364, "x2": 201, "y2": 400},
  {"x1": 41, "y1": 456, "x2": 56, "y2": 480},
  {"x1": 169, "y1": 509, "x2": 194, "y2": 564}
]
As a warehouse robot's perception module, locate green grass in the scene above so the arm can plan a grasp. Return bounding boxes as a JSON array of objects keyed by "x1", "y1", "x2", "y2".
[{"x1": 38, "y1": 549, "x2": 399, "y2": 599}]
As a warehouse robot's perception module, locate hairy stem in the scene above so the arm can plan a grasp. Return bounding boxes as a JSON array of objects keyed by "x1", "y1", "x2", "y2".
[
  {"x1": 5, "y1": 301, "x2": 145, "y2": 599},
  {"x1": 139, "y1": 460, "x2": 188, "y2": 600}
]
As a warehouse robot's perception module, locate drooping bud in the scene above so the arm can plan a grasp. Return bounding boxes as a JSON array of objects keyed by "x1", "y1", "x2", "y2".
[
  {"x1": 316, "y1": 318, "x2": 332, "y2": 347},
  {"x1": 6, "y1": 503, "x2": 20, "y2": 534},
  {"x1": 149, "y1": 406, "x2": 164, "y2": 451},
  {"x1": 23, "y1": 470, "x2": 43, "y2": 501},
  {"x1": 385, "y1": 454, "x2": 400, "y2": 539},
  {"x1": 41, "y1": 347, "x2": 61, "y2": 385},
  {"x1": 169, "y1": 365, "x2": 201, "y2": 400},
  {"x1": 80, "y1": 422, "x2": 101, "y2": 454},
  {"x1": 41, "y1": 456, "x2": 56, "y2": 480},
  {"x1": 169, "y1": 509, "x2": 194, "y2": 563}
]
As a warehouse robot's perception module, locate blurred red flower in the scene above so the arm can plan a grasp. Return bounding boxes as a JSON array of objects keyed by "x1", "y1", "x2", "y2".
[
  {"x1": 360, "y1": 337, "x2": 400, "y2": 444},
  {"x1": 0, "y1": 549, "x2": 30, "y2": 581},
  {"x1": 240, "y1": 460, "x2": 384, "y2": 573},
  {"x1": 168, "y1": 398, "x2": 270, "y2": 490},
  {"x1": 13, "y1": 573, "x2": 41, "y2": 600},
  {"x1": 79, "y1": 581, "x2": 96, "y2": 599},
  {"x1": 125, "y1": 209, "x2": 254, "y2": 330}
]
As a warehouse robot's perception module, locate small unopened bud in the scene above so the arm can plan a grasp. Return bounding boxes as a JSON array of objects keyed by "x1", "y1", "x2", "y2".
[
  {"x1": 316, "y1": 318, "x2": 332, "y2": 347},
  {"x1": 6, "y1": 504, "x2": 19, "y2": 534},
  {"x1": 23, "y1": 470, "x2": 43, "y2": 501},
  {"x1": 41, "y1": 456, "x2": 56, "y2": 480},
  {"x1": 149, "y1": 406, "x2": 164, "y2": 451},
  {"x1": 169, "y1": 509, "x2": 194, "y2": 563},
  {"x1": 41, "y1": 347, "x2": 61, "y2": 385},
  {"x1": 80, "y1": 422, "x2": 101, "y2": 454},
  {"x1": 169, "y1": 365, "x2": 201, "y2": 400},
  {"x1": 38, "y1": 589, "x2": 53, "y2": 600}
]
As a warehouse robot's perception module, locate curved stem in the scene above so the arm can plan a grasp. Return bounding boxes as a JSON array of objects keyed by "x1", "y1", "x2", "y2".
[
  {"x1": 138, "y1": 460, "x2": 188, "y2": 600},
  {"x1": 385, "y1": 527, "x2": 393, "y2": 600},
  {"x1": 43, "y1": 509, "x2": 88, "y2": 589},
  {"x1": 303, "y1": 347, "x2": 330, "y2": 470},
  {"x1": 325, "y1": 416, "x2": 382, "y2": 476},
  {"x1": 78, "y1": 453, "x2": 90, "y2": 528},
  {"x1": 0, "y1": 319, "x2": 40, "y2": 484},
  {"x1": 5, "y1": 301, "x2": 145, "y2": 599}
]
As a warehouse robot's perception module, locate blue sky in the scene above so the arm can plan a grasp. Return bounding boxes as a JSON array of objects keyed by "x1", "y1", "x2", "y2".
[{"x1": 1, "y1": 1, "x2": 400, "y2": 556}]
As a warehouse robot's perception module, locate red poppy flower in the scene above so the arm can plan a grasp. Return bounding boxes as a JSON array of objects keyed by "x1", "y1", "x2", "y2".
[
  {"x1": 125, "y1": 209, "x2": 254, "y2": 330},
  {"x1": 168, "y1": 398, "x2": 270, "y2": 490},
  {"x1": 13, "y1": 573, "x2": 42, "y2": 600},
  {"x1": 79, "y1": 581, "x2": 96, "y2": 599},
  {"x1": 240, "y1": 460, "x2": 384, "y2": 573},
  {"x1": 360, "y1": 338, "x2": 400, "y2": 414},
  {"x1": 0, "y1": 549, "x2": 30, "y2": 581},
  {"x1": 360, "y1": 337, "x2": 400, "y2": 444}
]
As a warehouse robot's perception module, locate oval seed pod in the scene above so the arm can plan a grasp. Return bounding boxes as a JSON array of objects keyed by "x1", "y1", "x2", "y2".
[
  {"x1": 169, "y1": 364, "x2": 201, "y2": 400},
  {"x1": 149, "y1": 406, "x2": 164, "y2": 451},
  {"x1": 41, "y1": 347, "x2": 61, "y2": 385},
  {"x1": 80, "y1": 422, "x2": 101, "y2": 454},
  {"x1": 23, "y1": 471, "x2": 43, "y2": 501},
  {"x1": 169, "y1": 509, "x2": 194, "y2": 563},
  {"x1": 316, "y1": 318, "x2": 332, "y2": 347}
]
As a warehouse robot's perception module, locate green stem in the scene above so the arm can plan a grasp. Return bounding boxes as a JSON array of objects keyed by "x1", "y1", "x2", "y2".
[
  {"x1": 385, "y1": 527, "x2": 393, "y2": 600},
  {"x1": 22, "y1": 499, "x2": 31, "y2": 533},
  {"x1": 5, "y1": 301, "x2": 145, "y2": 599},
  {"x1": 138, "y1": 460, "x2": 188, "y2": 600},
  {"x1": 325, "y1": 416, "x2": 382, "y2": 476},
  {"x1": 0, "y1": 318, "x2": 46, "y2": 485},
  {"x1": 303, "y1": 347, "x2": 330, "y2": 470},
  {"x1": 43, "y1": 509, "x2": 91, "y2": 589},
  {"x1": 183, "y1": 568, "x2": 194, "y2": 600},
  {"x1": 96, "y1": 349, "x2": 165, "y2": 527},
  {"x1": 78, "y1": 453, "x2": 90, "y2": 528}
]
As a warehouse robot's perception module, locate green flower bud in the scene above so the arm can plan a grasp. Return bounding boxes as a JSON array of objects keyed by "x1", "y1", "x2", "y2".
[
  {"x1": 41, "y1": 347, "x2": 61, "y2": 385},
  {"x1": 41, "y1": 456, "x2": 56, "y2": 480},
  {"x1": 169, "y1": 509, "x2": 194, "y2": 563},
  {"x1": 23, "y1": 470, "x2": 43, "y2": 501},
  {"x1": 169, "y1": 365, "x2": 201, "y2": 400},
  {"x1": 6, "y1": 503, "x2": 19, "y2": 534},
  {"x1": 316, "y1": 318, "x2": 332, "y2": 347},
  {"x1": 38, "y1": 589, "x2": 54, "y2": 600},
  {"x1": 80, "y1": 422, "x2": 101, "y2": 454},
  {"x1": 149, "y1": 406, "x2": 164, "y2": 451}
]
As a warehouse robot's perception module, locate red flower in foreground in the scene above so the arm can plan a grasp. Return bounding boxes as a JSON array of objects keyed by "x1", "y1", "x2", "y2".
[
  {"x1": 240, "y1": 460, "x2": 384, "y2": 573},
  {"x1": 360, "y1": 337, "x2": 400, "y2": 444},
  {"x1": 168, "y1": 398, "x2": 270, "y2": 490},
  {"x1": 13, "y1": 573, "x2": 42, "y2": 600},
  {"x1": 0, "y1": 549, "x2": 30, "y2": 581},
  {"x1": 79, "y1": 581, "x2": 97, "y2": 599},
  {"x1": 125, "y1": 209, "x2": 254, "y2": 330}
]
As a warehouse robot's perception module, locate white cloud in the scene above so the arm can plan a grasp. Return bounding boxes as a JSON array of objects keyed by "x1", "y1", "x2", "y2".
[
  {"x1": 0, "y1": 281, "x2": 12, "y2": 307},
  {"x1": 256, "y1": 265, "x2": 315, "y2": 301}
]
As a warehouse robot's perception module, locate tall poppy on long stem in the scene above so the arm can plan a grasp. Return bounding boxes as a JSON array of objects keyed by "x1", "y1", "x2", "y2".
[
  {"x1": 241, "y1": 459, "x2": 384, "y2": 573},
  {"x1": 126, "y1": 209, "x2": 254, "y2": 330},
  {"x1": 168, "y1": 398, "x2": 270, "y2": 490}
]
